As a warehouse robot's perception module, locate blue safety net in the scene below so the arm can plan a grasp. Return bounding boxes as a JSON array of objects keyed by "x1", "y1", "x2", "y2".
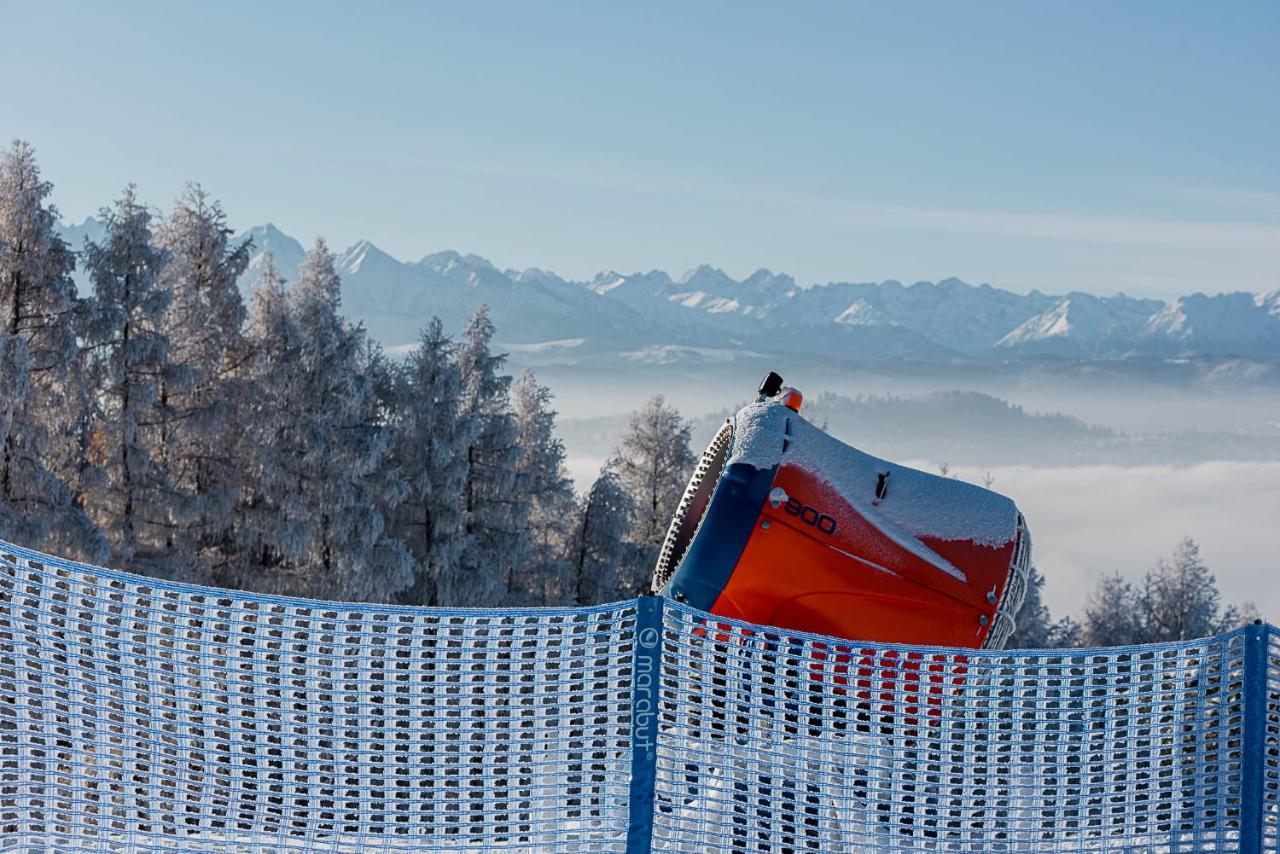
[
  {"x1": 655, "y1": 602, "x2": 1262, "y2": 852},
  {"x1": 0, "y1": 539, "x2": 1275, "y2": 852}
]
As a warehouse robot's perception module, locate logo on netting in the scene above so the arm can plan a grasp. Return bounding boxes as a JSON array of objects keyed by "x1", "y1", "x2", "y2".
[{"x1": 632, "y1": 618, "x2": 661, "y2": 760}]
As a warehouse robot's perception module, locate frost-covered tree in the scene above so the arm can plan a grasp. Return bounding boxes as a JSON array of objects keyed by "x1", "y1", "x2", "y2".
[
  {"x1": 220, "y1": 253, "x2": 292, "y2": 583},
  {"x1": 388, "y1": 318, "x2": 474, "y2": 605},
  {"x1": 451, "y1": 305, "x2": 522, "y2": 605},
  {"x1": 569, "y1": 466, "x2": 637, "y2": 604},
  {"x1": 1221, "y1": 601, "x2": 1264, "y2": 630},
  {"x1": 1005, "y1": 566, "x2": 1079, "y2": 648},
  {"x1": 613, "y1": 394, "x2": 695, "y2": 563},
  {"x1": 229, "y1": 241, "x2": 411, "y2": 600},
  {"x1": 153, "y1": 185, "x2": 251, "y2": 571},
  {"x1": 1081, "y1": 572, "x2": 1145, "y2": 646},
  {"x1": 79, "y1": 186, "x2": 179, "y2": 566},
  {"x1": 1140, "y1": 537, "x2": 1230, "y2": 642},
  {"x1": 157, "y1": 185, "x2": 250, "y2": 369},
  {"x1": 1050, "y1": 616, "x2": 1082, "y2": 648},
  {"x1": 509, "y1": 369, "x2": 575, "y2": 604},
  {"x1": 1081, "y1": 539, "x2": 1257, "y2": 644},
  {"x1": 0, "y1": 142, "x2": 79, "y2": 376},
  {"x1": 0, "y1": 140, "x2": 105, "y2": 559}
]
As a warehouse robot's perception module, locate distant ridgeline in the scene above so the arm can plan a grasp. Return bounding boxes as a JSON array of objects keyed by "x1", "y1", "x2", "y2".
[{"x1": 126, "y1": 220, "x2": 1280, "y2": 361}]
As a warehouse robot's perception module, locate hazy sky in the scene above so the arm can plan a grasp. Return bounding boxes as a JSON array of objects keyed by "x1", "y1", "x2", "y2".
[{"x1": 3, "y1": 1, "x2": 1277, "y2": 296}]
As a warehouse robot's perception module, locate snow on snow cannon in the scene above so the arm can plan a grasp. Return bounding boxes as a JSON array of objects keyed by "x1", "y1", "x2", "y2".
[{"x1": 651, "y1": 371, "x2": 1031, "y2": 649}]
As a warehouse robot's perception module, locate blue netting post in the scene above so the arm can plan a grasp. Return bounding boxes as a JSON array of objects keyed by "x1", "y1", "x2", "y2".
[
  {"x1": 626, "y1": 595, "x2": 664, "y2": 854},
  {"x1": 1242, "y1": 622, "x2": 1267, "y2": 854}
]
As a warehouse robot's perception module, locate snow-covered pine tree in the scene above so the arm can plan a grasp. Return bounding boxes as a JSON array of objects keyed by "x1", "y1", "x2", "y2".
[
  {"x1": 79, "y1": 186, "x2": 179, "y2": 567},
  {"x1": 509, "y1": 369, "x2": 575, "y2": 604},
  {"x1": 0, "y1": 140, "x2": 106, "y2": 560},
  {"x1": 1140, "y1": 537, "x2": 1228, "y2": 642},
  {"x1": 1006, "y1": 567, "x2": 1052, "y2": 648},
  {"x1": 153, "y1": 185, "x2": 252, "y2": 577},
  {"x1": 387, "y1": 317, "x2": 475, "y2": 605},
  {"x1": 1219, "y1": 600, "x2": 1263, "y2": 631},
  {"x1": 1081, "y1": 541, "x2": 1257, "y2": 645},
  {"x1": 0, "y1": 142, "x2": 79, "y2": 378},
  {"x1": 451, "y1": 305, "x2": 522, "y2": 606},
  {"x1": 1081, "y1": 572, "x2": 1145, "y2": 646},
  {"x1": 221, "y1": 253, "x2": 296, "y2": 585},
  {"x1": 231, "y1": 241, "x2": 411, "y2": 601},
  {"x1": 569, "y1": 466, "x2": 637, "y2": 604},
  {"x1": 612, "y1": 394, "x2": 695, "y2": 584}
]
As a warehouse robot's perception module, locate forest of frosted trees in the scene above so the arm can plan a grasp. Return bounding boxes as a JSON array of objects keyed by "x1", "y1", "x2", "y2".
[
  {"x1": 0, "y1": 140, "x2": 1258, "y2": 639},
  {"x1": 1006, "y1": 537, "x2": 1259, "y2": 648},
  {"x1": 0, "y1": 140, "x2": 696, "y2": 606}
]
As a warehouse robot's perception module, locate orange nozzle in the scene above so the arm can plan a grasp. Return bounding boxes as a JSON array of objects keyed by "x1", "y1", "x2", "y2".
[{"x1": 781, "y1": 388, "x2": 803, "y2": 412}]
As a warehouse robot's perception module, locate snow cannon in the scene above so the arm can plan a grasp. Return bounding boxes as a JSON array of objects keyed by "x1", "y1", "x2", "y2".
[{"x1": 651, "y1": 372, "x2": 1031, "y2": 649}]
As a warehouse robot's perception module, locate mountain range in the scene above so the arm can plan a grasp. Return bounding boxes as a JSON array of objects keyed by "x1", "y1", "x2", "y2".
[{"x1": 57, "y1": 218, "x2": 1280, "y2": 363}]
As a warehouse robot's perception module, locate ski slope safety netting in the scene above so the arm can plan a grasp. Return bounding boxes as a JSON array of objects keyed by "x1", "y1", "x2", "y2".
[{"x1": 0, "y1": 539, "x2": 1275, "y2": 852}]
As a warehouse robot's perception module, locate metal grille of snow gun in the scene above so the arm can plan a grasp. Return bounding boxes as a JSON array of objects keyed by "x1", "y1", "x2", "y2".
[
  {"x1": 985, "y1": 512, "x2": 1031, "y2": 649},
  {"x1": 653, "y1": 420, "x2": 734, "y2": 595},
  {"x1": 651, "y1": 373, "x2": 1032, "y2": 651}
]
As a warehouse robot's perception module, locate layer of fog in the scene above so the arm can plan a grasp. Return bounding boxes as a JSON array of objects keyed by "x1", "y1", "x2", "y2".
[
  {"x1": 548, "y1": 359, "x2": 1277, "y2": 623},
  {"x1": 942, "y1": 461, "x2": 1279, "y2": 621},
  {"x1": 525, "y1": 356, "x2": 1280, "y2": 436},
  {"x1": 558, "y1": 389, "x2": 1280, "y2": 473}
]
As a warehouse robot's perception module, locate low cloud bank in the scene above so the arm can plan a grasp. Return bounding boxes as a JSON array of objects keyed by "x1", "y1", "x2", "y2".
[{"x1": 941, "y1": 461, "x2": 1280, "y2": 621}]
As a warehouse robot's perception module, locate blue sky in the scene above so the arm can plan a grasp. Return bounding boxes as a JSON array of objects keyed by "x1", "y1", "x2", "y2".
[{"x1": 2, "y1": 0, "x2": 1276, "y2": 296}]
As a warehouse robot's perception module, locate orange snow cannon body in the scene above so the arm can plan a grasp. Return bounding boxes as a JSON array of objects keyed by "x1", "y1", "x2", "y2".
[{"x1": 652, "y1": 372, "x2": 1031, "y2": 650}]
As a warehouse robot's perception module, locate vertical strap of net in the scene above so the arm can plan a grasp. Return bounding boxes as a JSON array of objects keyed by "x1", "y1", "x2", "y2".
[
  {"x1": 1242, "y1": 622, "x2": 1268, "y2": 854},
  {"x1": 626, "y1": 596, "x2": 663, "y2": 854}
]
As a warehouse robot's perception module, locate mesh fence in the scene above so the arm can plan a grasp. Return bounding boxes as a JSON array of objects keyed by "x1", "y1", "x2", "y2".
[
  {"x1": 656, "y1": 602, "x2": 1260, "y2": 852},
  {"x1": 1263, "y1": 628, "x2": 1280, "y2": 851},
  {"x1": 0, "y1": 543, "x2": 636, "y2": 852},
  {"x1": 0, "y1": 539, "x2": 1275, "y2": 853}
]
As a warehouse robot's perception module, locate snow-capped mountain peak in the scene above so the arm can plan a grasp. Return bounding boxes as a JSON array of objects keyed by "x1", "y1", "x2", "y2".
[
  {"x1": 336, "y1": 240, "x2": 400, "y2": 275},
  {"x1": 994, "y1": 293, "x2": 1161, "y2": 355},
  {"x1": 834, "y1": 299, "x2": 895, "y2": 327},
  {"x1": 679, "y1": 264, "x2": 736, "y2": 289},
  {"x1": 1141, "y1": 292, "x2": 1280, "y2": 358},
  {"x1": 589, "y1": 271, "x2": 629, "y2": 295},
  {"x1": 105, "y1": 220, "x2": 1280, "y2": 363},
  {"x1": 234, "y1": 223, "x2": 308, "y2": 288}
]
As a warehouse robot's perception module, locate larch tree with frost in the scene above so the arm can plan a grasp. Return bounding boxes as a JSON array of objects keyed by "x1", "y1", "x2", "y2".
[
  {"x1": 79, "y1": 186, "x2": 180, "y2": 568},
  {"x1": 510, "y1": 368, "x2": 575, "y2": 604},
  {"x1": 451, "y1": 305, "x2": 523, "y2": 606},
  {"x1": 1081, "y1": 572, "x2": 1146, "y2": 646},
  {"x1": 0, "y1": 141, "x2": 106, "y2": 561},
  {"x1": 612, "y1": 394, "x2": 695, "y2": 562},
  {"x1": 1079, "y1": 538, "x2": 1259, "y2": 645},
  {"x1": 234, "y1": 241, "x2": 411, "y2": 601},
  {"x1": 569, "y1": 466, "x2": 637, "y2": 604},
  {"x1": 223, "y1": 253, "x2": 296, "y2": 585},
  {"x1": 1140, "y1": 537, "x2": 1248, "y2": 641},
  {"x1": 387, "y1": 317, "x2": 475, "y2": 606},
  {"x1": 153, "y1": 185, "x2": 252, "y2": 580},
  {"x1": 286, "y1": 240, "x2": 411, "y2": 602}
]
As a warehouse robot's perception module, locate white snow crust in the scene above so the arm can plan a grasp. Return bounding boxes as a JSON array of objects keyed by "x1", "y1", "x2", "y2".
[{"x1": 729, "y1": 400, "x2": 1017, "y2": 551}]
